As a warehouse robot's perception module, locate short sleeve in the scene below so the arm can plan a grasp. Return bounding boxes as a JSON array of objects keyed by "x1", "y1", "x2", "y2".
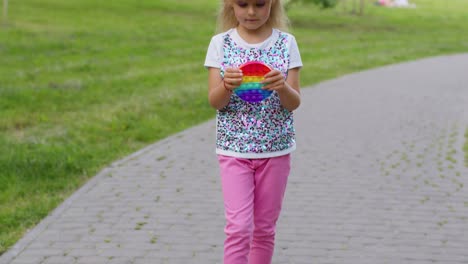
[
  {"x1": 288, "y1": 35, "x2": 303, "y2": 69},
  {"x1": 204, "y1": 35, "x2": 223, "y2": 69}
]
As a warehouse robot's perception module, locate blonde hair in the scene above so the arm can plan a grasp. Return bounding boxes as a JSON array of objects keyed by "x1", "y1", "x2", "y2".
[{"x1": 216, "y1": 0, "x2": 289, "y2": 33}]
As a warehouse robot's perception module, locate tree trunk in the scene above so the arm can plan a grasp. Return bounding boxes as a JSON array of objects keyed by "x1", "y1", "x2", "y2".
[
  {"x1": 359, "y1": 0, "x2": 365, "y2": 15},
  {"x1": 341, "y1": 0, "x2": 348, "y2": 13},
  {"x1": 2, "y1": 0, "x2": 7, "y2": 23}
]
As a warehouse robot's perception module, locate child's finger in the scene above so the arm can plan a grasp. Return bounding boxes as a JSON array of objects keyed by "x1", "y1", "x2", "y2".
[
  {"x1": 263, "y1": 69, "x2": 281, "y2": 78},
  {"x1": 225, "y1": 68, "x2": 242, "y2": 74},
  {"x1": 223, "y1": 70, "x2": 243, "y2": 89},
  {"x1": 262, "y1": 74, "x2": 282, "y2": 85},
  {"x1": 225, "y1": 68, "x2": 243, "y2": 79}
]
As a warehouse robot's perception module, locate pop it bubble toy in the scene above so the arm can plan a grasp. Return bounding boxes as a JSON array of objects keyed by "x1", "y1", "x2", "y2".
[{"x1": 234, "y1": 61, "x2": 272, "y2": 103}]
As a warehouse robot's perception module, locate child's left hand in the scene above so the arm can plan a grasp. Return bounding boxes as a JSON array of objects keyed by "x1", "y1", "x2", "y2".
[{"x1": 261, "y1": 70, "x2": 286, "y2": 91}]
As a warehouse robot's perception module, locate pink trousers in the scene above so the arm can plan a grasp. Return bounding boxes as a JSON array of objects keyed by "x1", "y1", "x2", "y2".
[{"x1": 217, "y1": 154, "x2": 291, "y2": 264}]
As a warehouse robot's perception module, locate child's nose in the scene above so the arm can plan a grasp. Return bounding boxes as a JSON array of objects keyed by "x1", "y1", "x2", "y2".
[{"x1": 247, "y1": 6, "x2": 255, "y2": 15}]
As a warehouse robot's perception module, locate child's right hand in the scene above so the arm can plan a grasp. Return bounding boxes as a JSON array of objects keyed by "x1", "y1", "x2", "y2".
[{"x1": 223, "y1": 68, "x2": 243, "y2": 92}]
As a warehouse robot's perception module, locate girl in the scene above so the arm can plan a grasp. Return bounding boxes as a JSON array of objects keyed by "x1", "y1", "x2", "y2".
[{"x1": 204, "y1": 0, "x2": 302, "y2": 263}]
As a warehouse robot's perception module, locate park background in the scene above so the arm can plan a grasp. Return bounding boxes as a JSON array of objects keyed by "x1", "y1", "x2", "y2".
[{"x1": 1, "y1": 0, "x2": 468, "y2": 255}]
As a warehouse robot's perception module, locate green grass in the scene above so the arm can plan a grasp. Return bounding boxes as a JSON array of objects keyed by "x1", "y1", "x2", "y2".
[{"x1": 1, "y1": 0, "x2": 468, "y2": 255}]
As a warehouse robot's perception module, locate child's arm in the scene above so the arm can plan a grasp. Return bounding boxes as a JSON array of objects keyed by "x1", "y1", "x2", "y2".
[
  {"x1": 208, "y1": 67, "x2": 243, "y2": 110},
  {"x1": 262, "y1": 68, "x2": 301, "y2": 111}
]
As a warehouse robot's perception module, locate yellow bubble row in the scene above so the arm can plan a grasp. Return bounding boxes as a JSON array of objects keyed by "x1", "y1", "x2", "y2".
[{"x1": 242, "y1": 76, "x2": 264, "y2": 83}]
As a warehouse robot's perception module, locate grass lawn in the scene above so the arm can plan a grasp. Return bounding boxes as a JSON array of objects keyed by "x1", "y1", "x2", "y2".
[{"x1": 1, "y1": 0, "x2": 468, "y2": 255}]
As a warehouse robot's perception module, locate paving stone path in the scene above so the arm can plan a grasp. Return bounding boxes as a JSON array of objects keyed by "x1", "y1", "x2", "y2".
[{"x1": 1, "y1": 54, "x2": 468, "y2": 264}]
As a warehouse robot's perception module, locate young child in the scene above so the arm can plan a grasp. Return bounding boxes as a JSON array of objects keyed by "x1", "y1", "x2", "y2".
[{"x1": 204, "y1": 0, "x2": 302, "y2": 263}]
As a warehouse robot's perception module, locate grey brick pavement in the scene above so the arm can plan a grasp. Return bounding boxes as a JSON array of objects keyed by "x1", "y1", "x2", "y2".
[{"x1": 1, "y1": 54, "x2": 468, "y2": 264}]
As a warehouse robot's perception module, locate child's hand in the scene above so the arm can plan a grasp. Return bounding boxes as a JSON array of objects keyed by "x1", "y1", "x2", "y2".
[
  {"x1": 223, "y1": 68, "x2": 243, "y2": 91},
  {"x1": 262, "y1": 70, "x2": 286, "y2": 91}
]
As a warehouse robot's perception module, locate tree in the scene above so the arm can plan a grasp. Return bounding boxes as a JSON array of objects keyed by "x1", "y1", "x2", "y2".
[
  {"x1": 286, "y1": 0, "x2": 367, "y2": 15},
  {"x1": 285, "y1": 0, "x2": 339, "y2": 9},
  {"x1": 312, "y1": 0, "x2": 340, "y2": 8},
  {"x1": 346, "y1": 0, "x2": 366, "y2": 15},
  {"x1": 2, "y1": 0, "x2": 7, "y2": 24}
]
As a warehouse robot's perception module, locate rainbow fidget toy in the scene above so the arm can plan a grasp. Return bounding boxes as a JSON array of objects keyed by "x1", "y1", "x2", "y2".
[{"x1": 234, "y1": 61, "x2": 272, "y2": 103}]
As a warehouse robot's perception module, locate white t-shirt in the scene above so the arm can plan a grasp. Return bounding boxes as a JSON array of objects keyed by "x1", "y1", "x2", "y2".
[
  {"x1": 204, "y1": 28, "x2": 303, "y2": 70},
  {"x1": 204, "y1": 28, "x2": 303, "y2": 158}
]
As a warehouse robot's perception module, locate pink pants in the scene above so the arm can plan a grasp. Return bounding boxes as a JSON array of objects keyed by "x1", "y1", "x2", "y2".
[{"x1": 217, "y1": 154, "x2": 291, "y2": 264}]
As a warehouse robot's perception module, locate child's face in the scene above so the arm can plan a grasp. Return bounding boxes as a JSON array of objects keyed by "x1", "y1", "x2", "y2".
[{"x1": 231, "y1": 0, "x2": 273, "y2": 32}]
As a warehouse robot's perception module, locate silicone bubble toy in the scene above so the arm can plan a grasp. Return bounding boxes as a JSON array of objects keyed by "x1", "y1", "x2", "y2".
[{"x1": 235, "y1": 61, "x2": 272, "y2": 103}]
